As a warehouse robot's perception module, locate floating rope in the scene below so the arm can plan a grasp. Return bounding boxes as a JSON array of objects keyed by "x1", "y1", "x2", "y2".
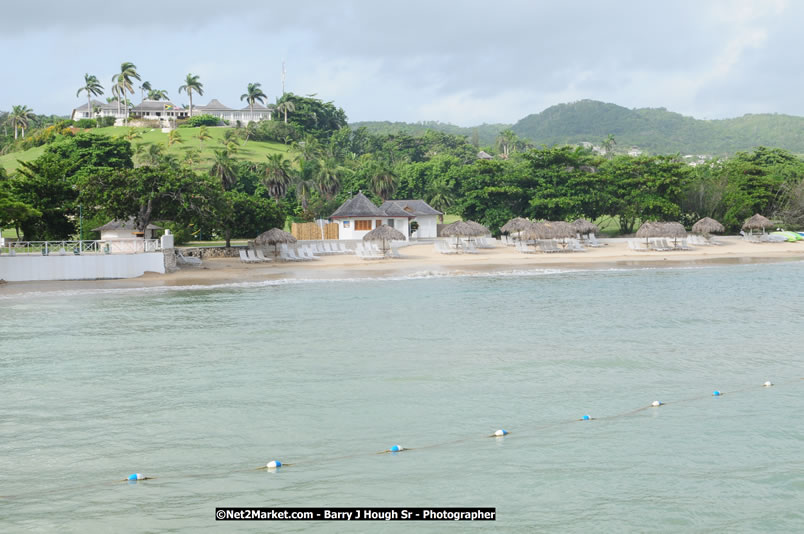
[{"x1": 1, "y1": 377, "x2": 800, "y2": 500}]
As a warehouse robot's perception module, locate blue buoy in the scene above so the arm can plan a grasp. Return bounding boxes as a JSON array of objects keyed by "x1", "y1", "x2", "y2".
[
  {"x1": 266, "y1": 460, "x2": 282, "y2": 469},
  {"x1": 389, "y1": 445, "x2": 403, "y2": 452},
  {"x1": 651, "y1": 401, "x2": 663, "y2": 407},
  {"x1": 494, "y1": 429, "x2": 509, "y2": 437},
  {"x1": 582, "y1": 414, "x2": 591, "y2": 421},
  {"x1": 713, "y1": 390, "x2": 722, "y2": 396},
  {"x1": 127, "y1": 473, "x2": 144, "y2": 481}
]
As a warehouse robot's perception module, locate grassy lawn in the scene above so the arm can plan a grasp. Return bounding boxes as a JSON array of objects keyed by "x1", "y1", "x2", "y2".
[
  {"x1": 2, "y1": 228, "x2": 20, "y2": 238},
  {"x1": 0, "y1": 126, "x2": 290, "y2": 173},
  {"x1": 442, "y1": 214, "x2": 462, "y2": 224}
]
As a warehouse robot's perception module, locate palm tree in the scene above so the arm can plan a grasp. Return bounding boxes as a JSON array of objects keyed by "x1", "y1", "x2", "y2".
[
  {"x1": 427, "y1": 181, "x2": 454, "y2": 223},
  {"x1": 147, "y1": 89, "x2": 169, "y2": 101},
  {"x1": 602, "y1": 134, "x2": 617, "y2": 158},
  {"x1": 263, "y1": 153, "x2": 293, "y2": 203},
  {"x1": 275, "y1": 99, "x2": 296, "y2": 124},
  {"x1": 76, "y1": 74, "x2": 104, "y2": 122},
  {"x1": 111, "y1": 62, "x2": 141, "y2": 123},
  {"x1": 368, "y1": 161, "x2": 398, "y2": 201},
  {"x1": 92, "y1": 105, "x2": 101, "y2": 124},
  {"x1": 198, "y1": 125, "x2": 212, "y2": 145},
  {"x1": 9, "y1": 105, "x2": 33, "y2": 139},
  {"x1": 178, "y1": 73, "x2": 204, "y2": 119},
  {"x1": 316, "y1": 156, "x2": 346, "y2": 200},
  {"x1": 140, "y1": 81, "x2": 152, "y2": 103},
  {"x1": 240, "y1": 82, "x2": 267, "y2": 122},
  {"x1": 167, "y1": 129, "x2": 183, "y2": 147},
  {"x1": 210, "y1": 149, "x2": 238, "y2": 191},
  {"x1": 124, "y1": 127, "x2": 142, "y2": 142}
]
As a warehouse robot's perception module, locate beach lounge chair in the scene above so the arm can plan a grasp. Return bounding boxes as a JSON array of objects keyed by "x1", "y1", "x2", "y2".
[
  {"x1": 177, "y1": 251, "x2": 203, "y2": 265},
  {"x1": 628, "y1": 239, "x2": 649, "y2": 252},
  {"x1": 301, "y1": 246, "x2": 320, "y2": 260},
  {"x1": 587, "y1": 234, "x2": 605, "y2": 247},
  {"x1": 239, "y1": 249, "x2": 254, "y2": 263},
  {"x1": 464, "y1": 241, "x2": 480, "y2": 254},
  {"x1": 568, "y1": 239, "x2": 586, "y2": 252},
  {"x1": 254, "y1": 249, "x2": 273, "y2": 262}
]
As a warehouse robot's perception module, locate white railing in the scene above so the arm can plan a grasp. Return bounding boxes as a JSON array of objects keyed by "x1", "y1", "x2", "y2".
[{"x1": 1, "y1": 239, "x2": 160, "y2": 256}]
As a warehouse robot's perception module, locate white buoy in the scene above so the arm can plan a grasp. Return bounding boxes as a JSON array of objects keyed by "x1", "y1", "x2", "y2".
[
  {"x1": 266, "y1": 460, "x2": 282, "y2": 469},
  {"x1": 763, "y1": 381, "x2": 773, "y2": 387},
  {"x1": 493, "y1": 429, "x2": 509, "y2": 437},
  {"x1": 651, "y1": 401, "x2": 663, "y2": 407}
]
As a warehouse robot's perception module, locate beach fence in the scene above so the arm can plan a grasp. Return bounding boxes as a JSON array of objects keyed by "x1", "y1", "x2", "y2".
[{"x1": 291, "y1": 222, "x2": 339, "y2": 241}]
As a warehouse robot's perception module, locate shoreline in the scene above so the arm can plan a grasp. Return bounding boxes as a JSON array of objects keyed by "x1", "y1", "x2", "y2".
[{"x1": 2, "y1": 237, "x2": 803, "y2": 295}]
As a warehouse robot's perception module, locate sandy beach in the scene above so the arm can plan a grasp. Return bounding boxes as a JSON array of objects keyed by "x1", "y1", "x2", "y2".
[{"x1": 2, "y1": 236, "x2": 802, "y2": 295}]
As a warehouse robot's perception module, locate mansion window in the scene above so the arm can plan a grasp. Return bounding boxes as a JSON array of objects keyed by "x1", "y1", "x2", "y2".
[{"x1": 355, "y1": 220, "x2": 372, "y2": 231}]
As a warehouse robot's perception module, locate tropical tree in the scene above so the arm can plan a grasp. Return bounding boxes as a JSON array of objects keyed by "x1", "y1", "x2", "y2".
[
  {"x1": 198, "y1": 125, "x2": 212, "y2": 145},
  {"x1": 240, "y1": 82, "x2": 267, "y2": 122},
  {"x1": 167, "y1": 129, "x2": 183, "y2": 147},
  {"x1": 427, "y1": 180, "x2": 455, "y2": 223},
  {"x1": 76, "y1": 74, "x2": 104, "y2": 121},
  {"x1": 178, "y1": 73, "x2": 204, "y2": 118},
  {"x1": 209, "y1": 149, "x2": 238, "y2": 191},
  {"x1": 263, "y1": 153, "x2": 293, "y2": 203},
  {"x1": 140, "y1": 81, "x2": 152, "y2": 102},
  {"x1": 92, "y1": 105, "x2": 101, "y2": 123},
  {"x1": 124, "y1": 127, "x2": 142, "y2": 142},
  {"x1": 316, "y1": 156, "x2": 346, "y2": 200},
  {"x1": 368, "y1": 160, "x2": 398, "y2": 200},
  {"x1": 602, "y1": 134, "x2": 617, "y2": 158},
  {"x1": 9, "y1": 105, "x2": 34, "y2": 139},
  {"x1": 111, "y1": 62, "x2": 141, "y2": 123},
  {"x1": 275, "y1": 99, "x2": 295, "y2": 124},
  {"x1": 147, "y1": 89, "x2": 169, "y2": 101},
  {"x1": 183, "y1": 148, "x2": 202, "y2": 167}
]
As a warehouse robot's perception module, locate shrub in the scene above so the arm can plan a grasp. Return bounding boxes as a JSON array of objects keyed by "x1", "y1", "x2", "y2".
[
  {"x1": 74, "y1": 118, "x2": 96, "y2": 128},
  {"x1": 253, "y1": 120, "x2": 300, "y2": 143},
  {"x1": 98, "y1": 116, "x2": 116, "y2": 127},
  {"x1": 184, "y1": 114, "x2": 220, "y2": 127}
]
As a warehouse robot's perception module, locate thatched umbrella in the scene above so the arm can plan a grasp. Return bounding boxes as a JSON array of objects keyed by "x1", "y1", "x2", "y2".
[
  {"x1": 363, "y1": 224, "x2": 405, "y2": 255},
  {"x1": 572, "y1": 218, "x2": 599, "y2": 236},
  {"x1": 441, "y1": 220, "x2": 486, "y2": 250},
  {"x1": 742, "y1": 214, "x2": 773, "y2": 235},
  {"x1": 636, "y1": 221, "x2": 687, "y2": 247},
  {"x1": 521, "y1": 221, "x2": 551, "y2": 240},
  {"x1": 501, "y1": 217, "x2": 531, "y2": 234},
  {"x1": 691, "y1": 217, "x2": 725, "y2": 236},
  {"x1": 543, "y1": 221, "x2": 576, "y2": 247},
  {"x1": 255, "y1": 228, "x2": 297, "y2": 258}
]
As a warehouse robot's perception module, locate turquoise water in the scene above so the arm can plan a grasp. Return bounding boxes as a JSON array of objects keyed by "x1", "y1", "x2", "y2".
[{"x1": 1, "y1": 262, "x2": 803, "y2": 532}]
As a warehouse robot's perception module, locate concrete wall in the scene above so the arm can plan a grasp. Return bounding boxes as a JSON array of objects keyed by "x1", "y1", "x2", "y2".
[
  {"x1": 337, "y1": 217, "x2": 410, "y2": 240},
  {"x1": 412, "y1": 215, "x2": 438, "y2": 238},
  {"x1": 0, "y1": 253, "x2": 165, "y2": 282}
]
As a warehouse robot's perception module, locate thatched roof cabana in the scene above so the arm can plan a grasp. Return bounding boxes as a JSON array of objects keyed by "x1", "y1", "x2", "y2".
[
  {"x1": 572, "y1": 218, "x2": 599, "y2": 235},
  {"x1": 501, "y1": 217, "x2": 531, "y2": 234},
  {"x1": 691, "y1": 217, "x2": 725, "y2": 235},
  {"x1": 521, "y1": 221, "x2": 551, "y2": 240},
  {"x1": 636, "y1": 221, "x2": 687, "y2": 245},
  {"x1": 742, "y1": 214, "x2": 773, "y2": 232}
]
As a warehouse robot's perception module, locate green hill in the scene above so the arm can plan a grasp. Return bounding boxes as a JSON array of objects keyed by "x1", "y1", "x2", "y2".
[
  {"x1": 349, "y1": 121, "x2": 509, "y2": 146},
  {"x1": 511, "y1": 100, "x2": 804, "y2": 155},
  {"x1": 0, "y1": 126, "x2": 289, "y2": 173}
]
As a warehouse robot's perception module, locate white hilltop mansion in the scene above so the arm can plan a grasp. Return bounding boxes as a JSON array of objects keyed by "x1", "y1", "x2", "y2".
[{"x1": 71, "y1": 98, "x2": 274, "y2": 126}]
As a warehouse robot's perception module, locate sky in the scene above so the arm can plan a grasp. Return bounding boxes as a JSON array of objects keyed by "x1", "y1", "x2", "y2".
[{"x1": 2, "y1": 0, "x2": 803, "y2": 126}]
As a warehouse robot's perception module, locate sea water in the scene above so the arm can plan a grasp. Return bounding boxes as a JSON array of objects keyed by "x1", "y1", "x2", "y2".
[{"x1": 1, "y1": 261, "x2": 802, "y2": 532}]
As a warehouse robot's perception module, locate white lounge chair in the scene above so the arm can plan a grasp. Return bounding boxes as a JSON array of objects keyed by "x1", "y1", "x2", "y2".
[
  {"x1": 177, "y1": 251, "x2": 203, "y2": 265},
  {"x1": 254, "y1": 249, "x2": 273, "y2": 262},
  {"x1": 568, "y1": 239, "x2": 586, "y2": 252}
]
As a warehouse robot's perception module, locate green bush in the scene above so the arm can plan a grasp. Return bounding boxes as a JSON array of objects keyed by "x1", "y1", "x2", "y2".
[
  {"x1": 154, "y1": 220, "x2": 194, "y2": 245},
  {"x1": 98, "y1": 116, "x2": 116, "y2": 127},
  {"x1": 253, "y1": 120, "x2": 299, "y2": 143},
  {"x1": 184, "y1": 114, "x2": 221, "y2": 127},
  {"x1": 74, "y1": 118, "x2": 97, "y2": 128}
]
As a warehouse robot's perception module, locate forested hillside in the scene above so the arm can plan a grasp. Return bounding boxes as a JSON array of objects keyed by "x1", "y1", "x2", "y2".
[
  {"x1": 512, "y1": 100, "x2": 804, "y2": 155},
  {"x1": 349, "y1": 121, "x2": 508, "y2": 147}
]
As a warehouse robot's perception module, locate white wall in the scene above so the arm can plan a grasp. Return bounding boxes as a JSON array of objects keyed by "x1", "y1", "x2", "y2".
[
  {"x1": 0, "y1": 253, "x2": 165, "y2": 282},
  {"x1": 412, "y1": 215, "x2": 438, "y2": 238},
  {"x1": 336, "y1": 217, "x2": 410, "y2": 240}
]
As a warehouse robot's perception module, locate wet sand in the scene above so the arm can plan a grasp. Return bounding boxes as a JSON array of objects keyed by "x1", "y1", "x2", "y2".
[{"x1": 2, "y1": 237, "x2": 803, "y2": 295}]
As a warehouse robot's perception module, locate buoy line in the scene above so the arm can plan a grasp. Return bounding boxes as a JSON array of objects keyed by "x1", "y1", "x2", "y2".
[{"x1": 1, "y1": 377, "x2": 799, "y2": 500}]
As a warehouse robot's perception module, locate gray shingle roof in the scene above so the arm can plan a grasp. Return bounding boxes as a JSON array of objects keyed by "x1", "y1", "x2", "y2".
[
  {"x1": 198, "y1": 99, "x2": 233, "y2": 110},
  {"x1": 131, "y1": 100, "x2": 178, "y2": 111},
  {"x1": 239, "y1": 102, "x2": 272, "y2": 111},
  {"x1": 329, "y1": 192, "x2": 386, "y2": 218},
  {"x1": 74, "y1": 99, "x2": 117, "y2": 111},
  {"x1": 380, "y1": 200, "x2": 442, "y2": 216},
  {"x1": 92, "y1": 218, "x2": 162, "y2": 232}
]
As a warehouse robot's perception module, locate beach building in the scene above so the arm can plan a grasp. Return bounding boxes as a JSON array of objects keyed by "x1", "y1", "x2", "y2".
[
  {"x1": 329, "y1": 192, "x2": 442, "y2": 240},
  {"x1": 92, "y1": 218, "x2": 162, "y2": 253},
  {"x1": 379, "y1": 200, "x2": 442, "y2": 238},
  {"x1": 129, "y1": 100, "x2": 190, "y2": 122}
]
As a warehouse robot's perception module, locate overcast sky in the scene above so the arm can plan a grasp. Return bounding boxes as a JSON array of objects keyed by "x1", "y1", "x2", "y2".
[{"x1": 2, "y1": 0, "x2": 802, "y2": 125}]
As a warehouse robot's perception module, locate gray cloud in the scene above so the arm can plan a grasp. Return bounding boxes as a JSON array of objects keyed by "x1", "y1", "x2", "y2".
[{"x1": 2, "y1": 0, "x2": 802, "y2": 124}]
